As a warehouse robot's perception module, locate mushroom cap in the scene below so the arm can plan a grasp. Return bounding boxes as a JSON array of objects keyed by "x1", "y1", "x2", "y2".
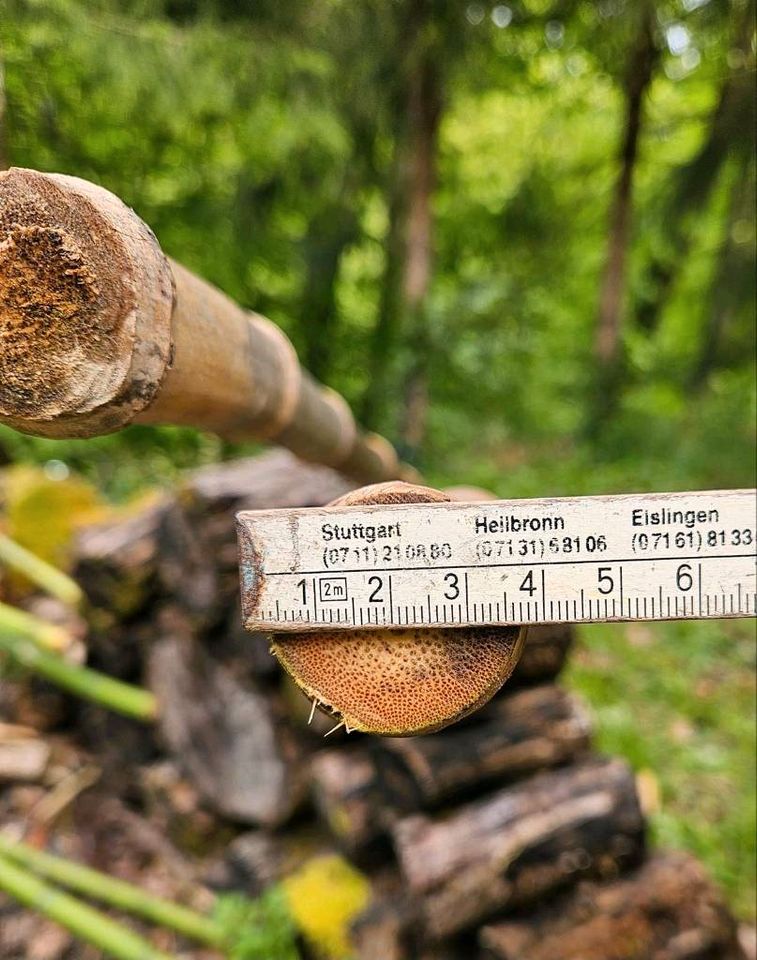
[{"x1": 271, "y1": 481, "x2": 525, "y2": 736}]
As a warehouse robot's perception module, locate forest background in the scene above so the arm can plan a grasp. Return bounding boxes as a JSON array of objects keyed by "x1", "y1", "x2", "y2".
[{"x1": 0, "y1": 0, "x2": 755, "y2": 919}]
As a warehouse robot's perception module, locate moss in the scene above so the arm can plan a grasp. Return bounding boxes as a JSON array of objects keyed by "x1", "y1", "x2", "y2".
[{"x1": 282, "y1": 855, "x2": 370, "y2": 959}]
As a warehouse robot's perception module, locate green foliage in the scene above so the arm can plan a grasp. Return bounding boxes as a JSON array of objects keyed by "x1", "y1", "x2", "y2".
[
  {"x1": 214, "y1": 887, "x2": 300, "y2": 960},
  {"x1": 567, "y1": 615, "x2": 756, "y2": 920},
  {"x1": 0, "y1": 0, "x2": 754, "y2": 922}
]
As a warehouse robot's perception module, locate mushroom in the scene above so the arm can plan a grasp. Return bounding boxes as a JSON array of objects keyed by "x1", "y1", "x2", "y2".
[{"x1": 271, "y1": 482, "x2": 525, "y2": 736}]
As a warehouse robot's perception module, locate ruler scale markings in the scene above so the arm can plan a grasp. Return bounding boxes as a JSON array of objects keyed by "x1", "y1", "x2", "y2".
[
  {"x1": 239, "y1": 489, "x2": 756, "y2": 631},
  {"x1": 698, "y1": 563, "x2": 703, "y2": 616},
  {"x1": 541, "y1": 569, "x2": 546, "y2": 622}
]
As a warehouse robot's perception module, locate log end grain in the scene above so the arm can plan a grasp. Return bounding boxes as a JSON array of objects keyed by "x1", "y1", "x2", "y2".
[
  {"x1": 271, "y1": 482, "x2": 525, "y2": 736},
  {"x1": 0, "y1": 168, "x2": 173, "y2": 437}
]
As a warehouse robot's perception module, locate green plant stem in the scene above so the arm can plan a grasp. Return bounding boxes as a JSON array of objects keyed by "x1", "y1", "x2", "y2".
[
  {"x1": 0, "y1": 853, "x2": 175, "y2": 960},
  {"x1": 0, "y1": 533, "x2": 83, "y2": 607},
  {"x1": 0, "y1": 835, "x2": 224, "y2": 947},
  {"x1": 0, "y1": 630, "x2": 157, "y2": 722},
  {"x1": 0, "y1": 600, "x2": 70, "y2": 651}
]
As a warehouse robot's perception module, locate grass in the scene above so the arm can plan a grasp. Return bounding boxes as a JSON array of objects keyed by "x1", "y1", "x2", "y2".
[{"x1": 566, "y1": 616, "x2": 756, "y2": 920}]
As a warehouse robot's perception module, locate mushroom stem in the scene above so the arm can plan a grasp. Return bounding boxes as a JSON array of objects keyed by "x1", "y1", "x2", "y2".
[{"x1": 0, "y1": 168, "x2": 401, "y2": 483}]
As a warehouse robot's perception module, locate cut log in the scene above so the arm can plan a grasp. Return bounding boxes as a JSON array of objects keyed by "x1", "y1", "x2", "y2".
[
  {"x1": 351, "y1": 897, "x2": 473, "y2": 960},
  {"x1": 352, "y1": 896, "x2": 460, "y2": 960},
  {"x1": 157, "y1": 449, "x2": 352, "y2": 627},
  {"x1": 352, "y1": 897, "x2": 416, "y2": 960},
  {"x1": 312, "y1": 686, "x2": 591, "y2": 857},
  {"x1": 392, "y1": 756, "x2": 645, "y2": 939},
  {"x1": 479, "y1": 852, "x2": 745, "y2": 960},
  {"x1": 375, "y1": 684, "x2": 591, "y2": 808},
  {"x1": 147, "y1": 614, "x2": 309, "y2": 826},
  {"x1": 510, "y1": 624, "x2": 574, "y2": 687},
  {"x1": 74, "y1": 499, "x2": 168, "y2": 617},
  {"x1": 311, "y1": 746, "x2": 389, "y2": 860}
]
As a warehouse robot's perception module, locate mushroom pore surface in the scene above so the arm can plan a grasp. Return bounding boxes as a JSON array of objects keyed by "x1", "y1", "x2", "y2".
[{"x1": 270, "y1": 481, "x2": 525, "y2": 736}]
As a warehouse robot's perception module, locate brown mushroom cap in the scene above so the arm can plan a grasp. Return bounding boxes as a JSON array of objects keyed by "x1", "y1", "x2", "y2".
[{"x1": 270, "y1": 481, "x2": 525, "y2": 736}]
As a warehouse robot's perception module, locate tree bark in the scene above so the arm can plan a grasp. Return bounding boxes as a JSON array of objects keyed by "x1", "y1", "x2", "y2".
[
  {"x1": 593, "y1": 5, "x2": 657, "y2": 377},
  {"x1": 635, "y1": 1, "x2": 755, "y2": 335},
  {"x1": 0, "y1": 56, "x2": 8, "y2": 171},
  {"x1": 361, "y1": 0, "x2": 442, "y2": 452},
  {"x1": 361, "y1": 164, "x2": 405, "y2": 431},
  {"x1": 299, "y1": 201, "x2": 359, "y2": 381},
  {"x1": 690, "y1": 155, "x2": 755, "y2": 389},
  {"x1": 479, "y1": 852, "x2": 745, "y2": 960},
  {"x1": 397, "y1": 1, "x2": 442, "y2": 459},
  {"x1": 392, "y1": 756, "x2": 645, "y2": 939}
]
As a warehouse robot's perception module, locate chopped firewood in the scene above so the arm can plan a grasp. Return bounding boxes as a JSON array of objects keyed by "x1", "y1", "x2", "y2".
[
  {"x1": 312, "y1": 685, "x2": 591, "y2": 857},
  {"x1": 148, "y1": 625, "x2": 309, "y2": 826},
  {"x1": 510, "y1": 624, "x2": 574, "y2": 687},
  {"x1": 479, "y1": 852, "x2": 745, "y2": 960},
  {"x1": 392, "y1": 756, "x2": 645, "y2": 939}
]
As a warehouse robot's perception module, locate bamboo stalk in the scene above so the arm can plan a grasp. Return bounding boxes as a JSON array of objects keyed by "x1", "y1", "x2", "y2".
[
  {"x1": 0, "y1": 834, "x2": 224, "y2": 947},
  {"x1": 0, "y1": 533, "x2": 84, "y2": 607},
  {"x1": 0, "y1": 167, "x2": 403, "y2": 484},
  {"x1": 0, "y1": 600, "x2": 70, "y2": 651},
  {"x1": 0, "y1": 854, "x2": 175, "y2": 960},
  {"x1": 0, "y1": 629, "x2": 157, "y2": 721}
]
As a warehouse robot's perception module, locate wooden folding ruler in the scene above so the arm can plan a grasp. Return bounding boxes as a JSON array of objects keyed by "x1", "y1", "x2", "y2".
[{"x1": 237, "y1": 489, "x2": 756, "y2": 632}]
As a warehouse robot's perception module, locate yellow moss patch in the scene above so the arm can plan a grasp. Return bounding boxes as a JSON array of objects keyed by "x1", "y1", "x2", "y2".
[{"x1": 282, "y1": 854, "x2": 370, "y2": 959}]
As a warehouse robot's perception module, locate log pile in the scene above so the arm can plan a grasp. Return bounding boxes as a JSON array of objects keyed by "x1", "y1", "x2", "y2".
[{"x1": 63, "y1": 449, "x2": 744, "y2": 959}]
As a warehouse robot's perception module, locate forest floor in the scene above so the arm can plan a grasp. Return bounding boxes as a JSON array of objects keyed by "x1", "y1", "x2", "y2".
[{"x1": 567, "y1": 616, "x2": 756, "y2": 921}]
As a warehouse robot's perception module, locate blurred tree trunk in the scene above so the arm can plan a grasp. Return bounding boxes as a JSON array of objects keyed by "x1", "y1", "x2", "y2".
[
  {"x1": 0, "y1": 55, "x2": 8, "y2": 170},
  {"x1": 362, "y1": 0, "x2": 442, "y2": 456},
  {"x1": 299, "y1": 200, "x2": 359, "y2": 381},
  {"x1": 690, "y1": 155, "x2": 755, "y2": 389},
  {"x1": 635, "y1": 0, "x2": 755, "y2": 334},
  {"x1": 593, "y1": 5, "x2": 656, "y2": 388},
  {"x1": 361, "y1": 158, "x2": 405, "y2": 431},
  {"x1": 0, "y1": 58, "x2": 10, "y2": 466},
  {"x1": 397, "y1": 22, "x2": 441, "y2": 459}
]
